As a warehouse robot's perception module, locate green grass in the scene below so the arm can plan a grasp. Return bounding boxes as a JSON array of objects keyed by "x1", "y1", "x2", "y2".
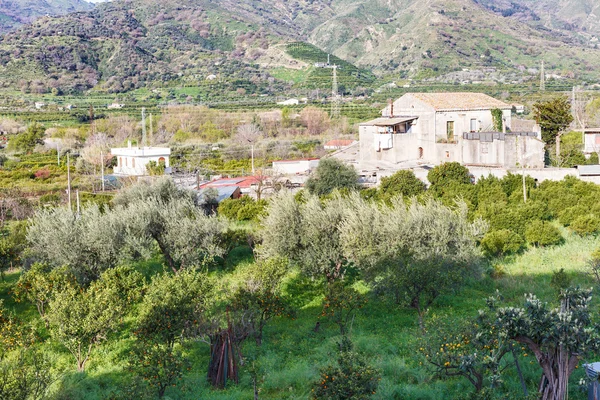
[{"x1": 2, "y1": 233, "x2": 599, "y2": 399}]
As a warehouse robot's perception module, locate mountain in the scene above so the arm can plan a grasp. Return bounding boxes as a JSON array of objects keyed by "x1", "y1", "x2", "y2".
[
  {"x1": 0, "y1": 0, "x2": 94, "y2": 34},
  {"x1": 1, "y1": 0, "x2": 600, "y2": 95}
]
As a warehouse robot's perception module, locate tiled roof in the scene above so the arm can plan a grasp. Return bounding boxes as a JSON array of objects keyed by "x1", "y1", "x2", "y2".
[{"x1": 409, "y1": 92, "x2": 511, "y2": 111}]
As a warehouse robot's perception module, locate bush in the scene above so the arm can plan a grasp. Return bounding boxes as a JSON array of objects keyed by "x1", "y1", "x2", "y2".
[
  {"x1": 570, "y1": 214, "x2": 600, "y2": 236},
  {"x1": 480, "y1": 229, "x2": 524, "y2": 257},
  {"x1": 311, "y1": 336, "x2": 380, "y2": 400},
  {"x1": 427, "y1": 162, "x2": 472, "y2": 197},
  {"x1": 558, "y1": 205, "x2": 588, "y2": 226},
  {"x1": 379, "y1": 170, "x2": 425, "y2": 199},
  {"x1": 218, "y1": 196, "x2": 266, "y2": 221},
  {"x1": 525, "y1": 221, "x2": 563, "y2": 247},
  {"x1": 306, "y1": 158, "x2": 359, "y2": 196}
]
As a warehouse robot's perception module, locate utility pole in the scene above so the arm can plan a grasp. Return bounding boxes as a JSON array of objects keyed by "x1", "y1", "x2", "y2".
[
  {"x1": 331, "y1": 65, "x2": 340, "y2": 119},
  {"x1": 540, "y1": 61, "x2": 545, "y2": 92},
  {"x1": 141, "y1": 107, "x2": 146, "y2": 148},
  {"x1": 67, "y1": 153, "x2": 72, "y2": 212},
  {"x1": 251, "y1": 144, "x2": 255, "y2": 175},
  {"x1": 76, "y1": 190, "x2": 80, "y2": 216},
  {"x1": 100, "y1": 152, "x2": 105, "y2": 192},
  {"x1": 149, "y1": 113, "x2": 153, "y2": 145}
]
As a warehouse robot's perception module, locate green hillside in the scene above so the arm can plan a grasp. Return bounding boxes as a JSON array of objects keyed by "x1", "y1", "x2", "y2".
[
  {"x1": 1, "y1": 0, "x2": 600, "y2": 95},
  {"x1": 0, "y1": 0, "x2": 93, "y2": 33}
]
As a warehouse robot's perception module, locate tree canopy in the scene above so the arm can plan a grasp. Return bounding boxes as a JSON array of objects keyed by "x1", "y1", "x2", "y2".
[{"x1": 305, "y1": 158, "x2": 359, "y2": 196}]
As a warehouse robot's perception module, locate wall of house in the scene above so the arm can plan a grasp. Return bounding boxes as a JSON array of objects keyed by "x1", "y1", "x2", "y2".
[
  {"x1": 460, "y1": 136, "x2": 544, "y2": 168},
  {"x1": 359, "y1": 125, "x2": 423, "y2": 167},
  {"x1": 584, "y1": 134, "x2": 600, "y2": 153},
  {"x1": 114, "y1": 155, "x2": 170, "y2": 176},
  {"x1": 272, "y1": 160, "x2": 319, "y2": 175}
]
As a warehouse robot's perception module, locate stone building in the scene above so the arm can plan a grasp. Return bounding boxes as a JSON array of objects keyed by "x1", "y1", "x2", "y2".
[{"x1": 358, "y1": 92, "x2": 545, "y2": 170}]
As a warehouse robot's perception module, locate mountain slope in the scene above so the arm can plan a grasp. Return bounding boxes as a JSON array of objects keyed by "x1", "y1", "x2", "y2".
[
  {"x1": 0, "y1": 0, "x2": 94, "y2": 33},
  {"x1": 1, "y1": 0, "x2": 600, "y2": 95}
]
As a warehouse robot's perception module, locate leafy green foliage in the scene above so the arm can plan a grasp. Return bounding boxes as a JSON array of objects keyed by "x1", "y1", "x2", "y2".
[
  {"x1": 549, "y1": 268, "x2": 571, "y2": 293},
  {"x1": 379, "y1": 170, "x2": 425, "y2": 200},
  {"x1": 130, "y1": 269, "x2": 213, "y2": 397},
  {"x1": 494, "y1": 287, "x2": 600, "y2": 400},
  {"x1": 320, "y1": 282, "x2": 366, "y2": 336},
  {"x1": 422, "y1": 310, "x2": 509, "y2": 393},
  {"x1": 0, "y1": 349, "x2": 53, "y2": 400},
  {"x1": 480, "y1": 229, "x2": 524, "y2": 258},
  {"x1": 231, "y1": 258, "x2": 293, "y2": 346},
  {"x1": 532, "y1": 96, "x2": 573, "y2": 145},
  {"x1": 524, "y1": 221, "x2": 563, "y2": 247},
  {"x1": 218, "y1": 196, "x2": 267, "y2": 221},
  {"x1": 311, "y1": 336, "x2": 380, "y2": 400},
  {"x1": 306, "y1": 158, "x2": 359, "y2": 196},
  {"x1": 13, "y1": 264, "x2": 77, "y2": 321},
  {"x1": 0, "y1": 221, "x2": 27, "y2": 276},
  {"x1": 427, "y1": 162, "x2": 472, "y2": 197},
  {"x1": 7, "y1": 124, "x2": 45, "y2": 153},
  {"x1": 491, "y1": 108, "x2": 503, "y2": 132},
  {"x1": 569, "y1": 214, "x2": 600, "y2": 236},
  {"x1": 46, "y1": 266, "x2": 143, "y2": 372}
]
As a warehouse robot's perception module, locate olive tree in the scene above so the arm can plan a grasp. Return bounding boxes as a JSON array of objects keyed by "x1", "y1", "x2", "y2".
[
  {"x1": 27, "y1": 205, "x2": 128, "y2": 284},
  {"x1": 305, "y1": 158, "x2": 359, "y2": 196},
  {"x1": 341, "y1": 195, "x2": 485, "y2": 329},
  {"x1": 259, "y1": 192, "x2": 349, "y2": 282}
]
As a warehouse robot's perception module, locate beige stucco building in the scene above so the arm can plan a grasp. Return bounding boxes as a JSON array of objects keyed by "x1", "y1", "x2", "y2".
[{"x1": 359, "y1": 93, "x2": 545, "y2": 170}]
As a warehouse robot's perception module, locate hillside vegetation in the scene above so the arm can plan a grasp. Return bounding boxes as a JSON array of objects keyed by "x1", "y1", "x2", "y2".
[{"x1": 1, "y1": 0, "x2": 600, "y2": 95}]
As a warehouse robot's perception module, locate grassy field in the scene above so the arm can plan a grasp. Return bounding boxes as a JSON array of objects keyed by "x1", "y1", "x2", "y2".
[{"x1": 1, "y1": 229, "x2": 598, "y2": 399}]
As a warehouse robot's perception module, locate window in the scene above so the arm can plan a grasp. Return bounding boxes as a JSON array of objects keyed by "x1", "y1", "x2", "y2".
[
  {"x1": 470, "y1": 119, "x2": 477, "y2": 132},
  {"x1": 445, "y1": 151, "x2": 450, "y2": 158},
  {"x1": 418, "y1": 147, "x2": 424, "y2": 159},
  {"x1": 447, "y1": 121, "x2": 455, "y2": 142},
  {"x1": 481, "y1": 143, "x2": 489, "y2": 154}
]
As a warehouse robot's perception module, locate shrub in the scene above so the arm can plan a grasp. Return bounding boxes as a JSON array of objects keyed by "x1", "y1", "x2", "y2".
[
  {"x1": 558, "y1": 205, "x2": 588, "y2": 226},
  {"x1": 570, "y1": 214, "x2": 600, "y2": 236},
  {"x1": 480, "y1": 229, "x2": 524, "y2": 257},
  {"x1": 588, "y1": 152, "x2": 599, "y2": 165},
  {"x1": 427, "y1": 162, "x2": 472, "y2": 197},
  {"x1": 550, "y1": 268, "x2": 571, "y2": 293},
  {"x1": 379, "y1": 170, "x2": 425, "y2": 199},
  {"x1": 218, "y1": 196, "x2": 266, "y2": 221},
  {"x1": 306, "y1": 158, "x2": 359, "y2": 196},
  {"x1": 525, "y1": 221, "x2": 563, "y2": 247},
  {"x1": 311, "y1": 336, "x2": 379, "y2": 400}
]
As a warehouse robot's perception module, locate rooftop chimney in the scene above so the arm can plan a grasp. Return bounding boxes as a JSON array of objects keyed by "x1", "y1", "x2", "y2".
[{"x1": 388, "y1": 99, "x2": 393, "y2": 118}]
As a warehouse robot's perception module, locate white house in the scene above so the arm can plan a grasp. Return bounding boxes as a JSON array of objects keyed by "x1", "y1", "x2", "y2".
[
  {"x1": 111, "y1": 144, "x2": 170, "y2": 176},
  {"x1": 584, "y1": 129, "x2": 600, "y2": 154},
  {"x1": 108, "y1": 103, "x2": 125, "y2": 109},
  {"x1": 359, "y1": 92, "x2": 545, "y2": 169},
  {"x1": 272, "y1": 158, "x2": 320, "y2": 175},
  {"x1": 277, "y1": 98, "x2": 300, "y2": 106}
]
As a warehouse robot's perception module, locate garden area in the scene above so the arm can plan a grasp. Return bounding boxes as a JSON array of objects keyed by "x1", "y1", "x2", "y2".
[{"x1": 1, "y1": 160, "x2": 600, "y2": 399}]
